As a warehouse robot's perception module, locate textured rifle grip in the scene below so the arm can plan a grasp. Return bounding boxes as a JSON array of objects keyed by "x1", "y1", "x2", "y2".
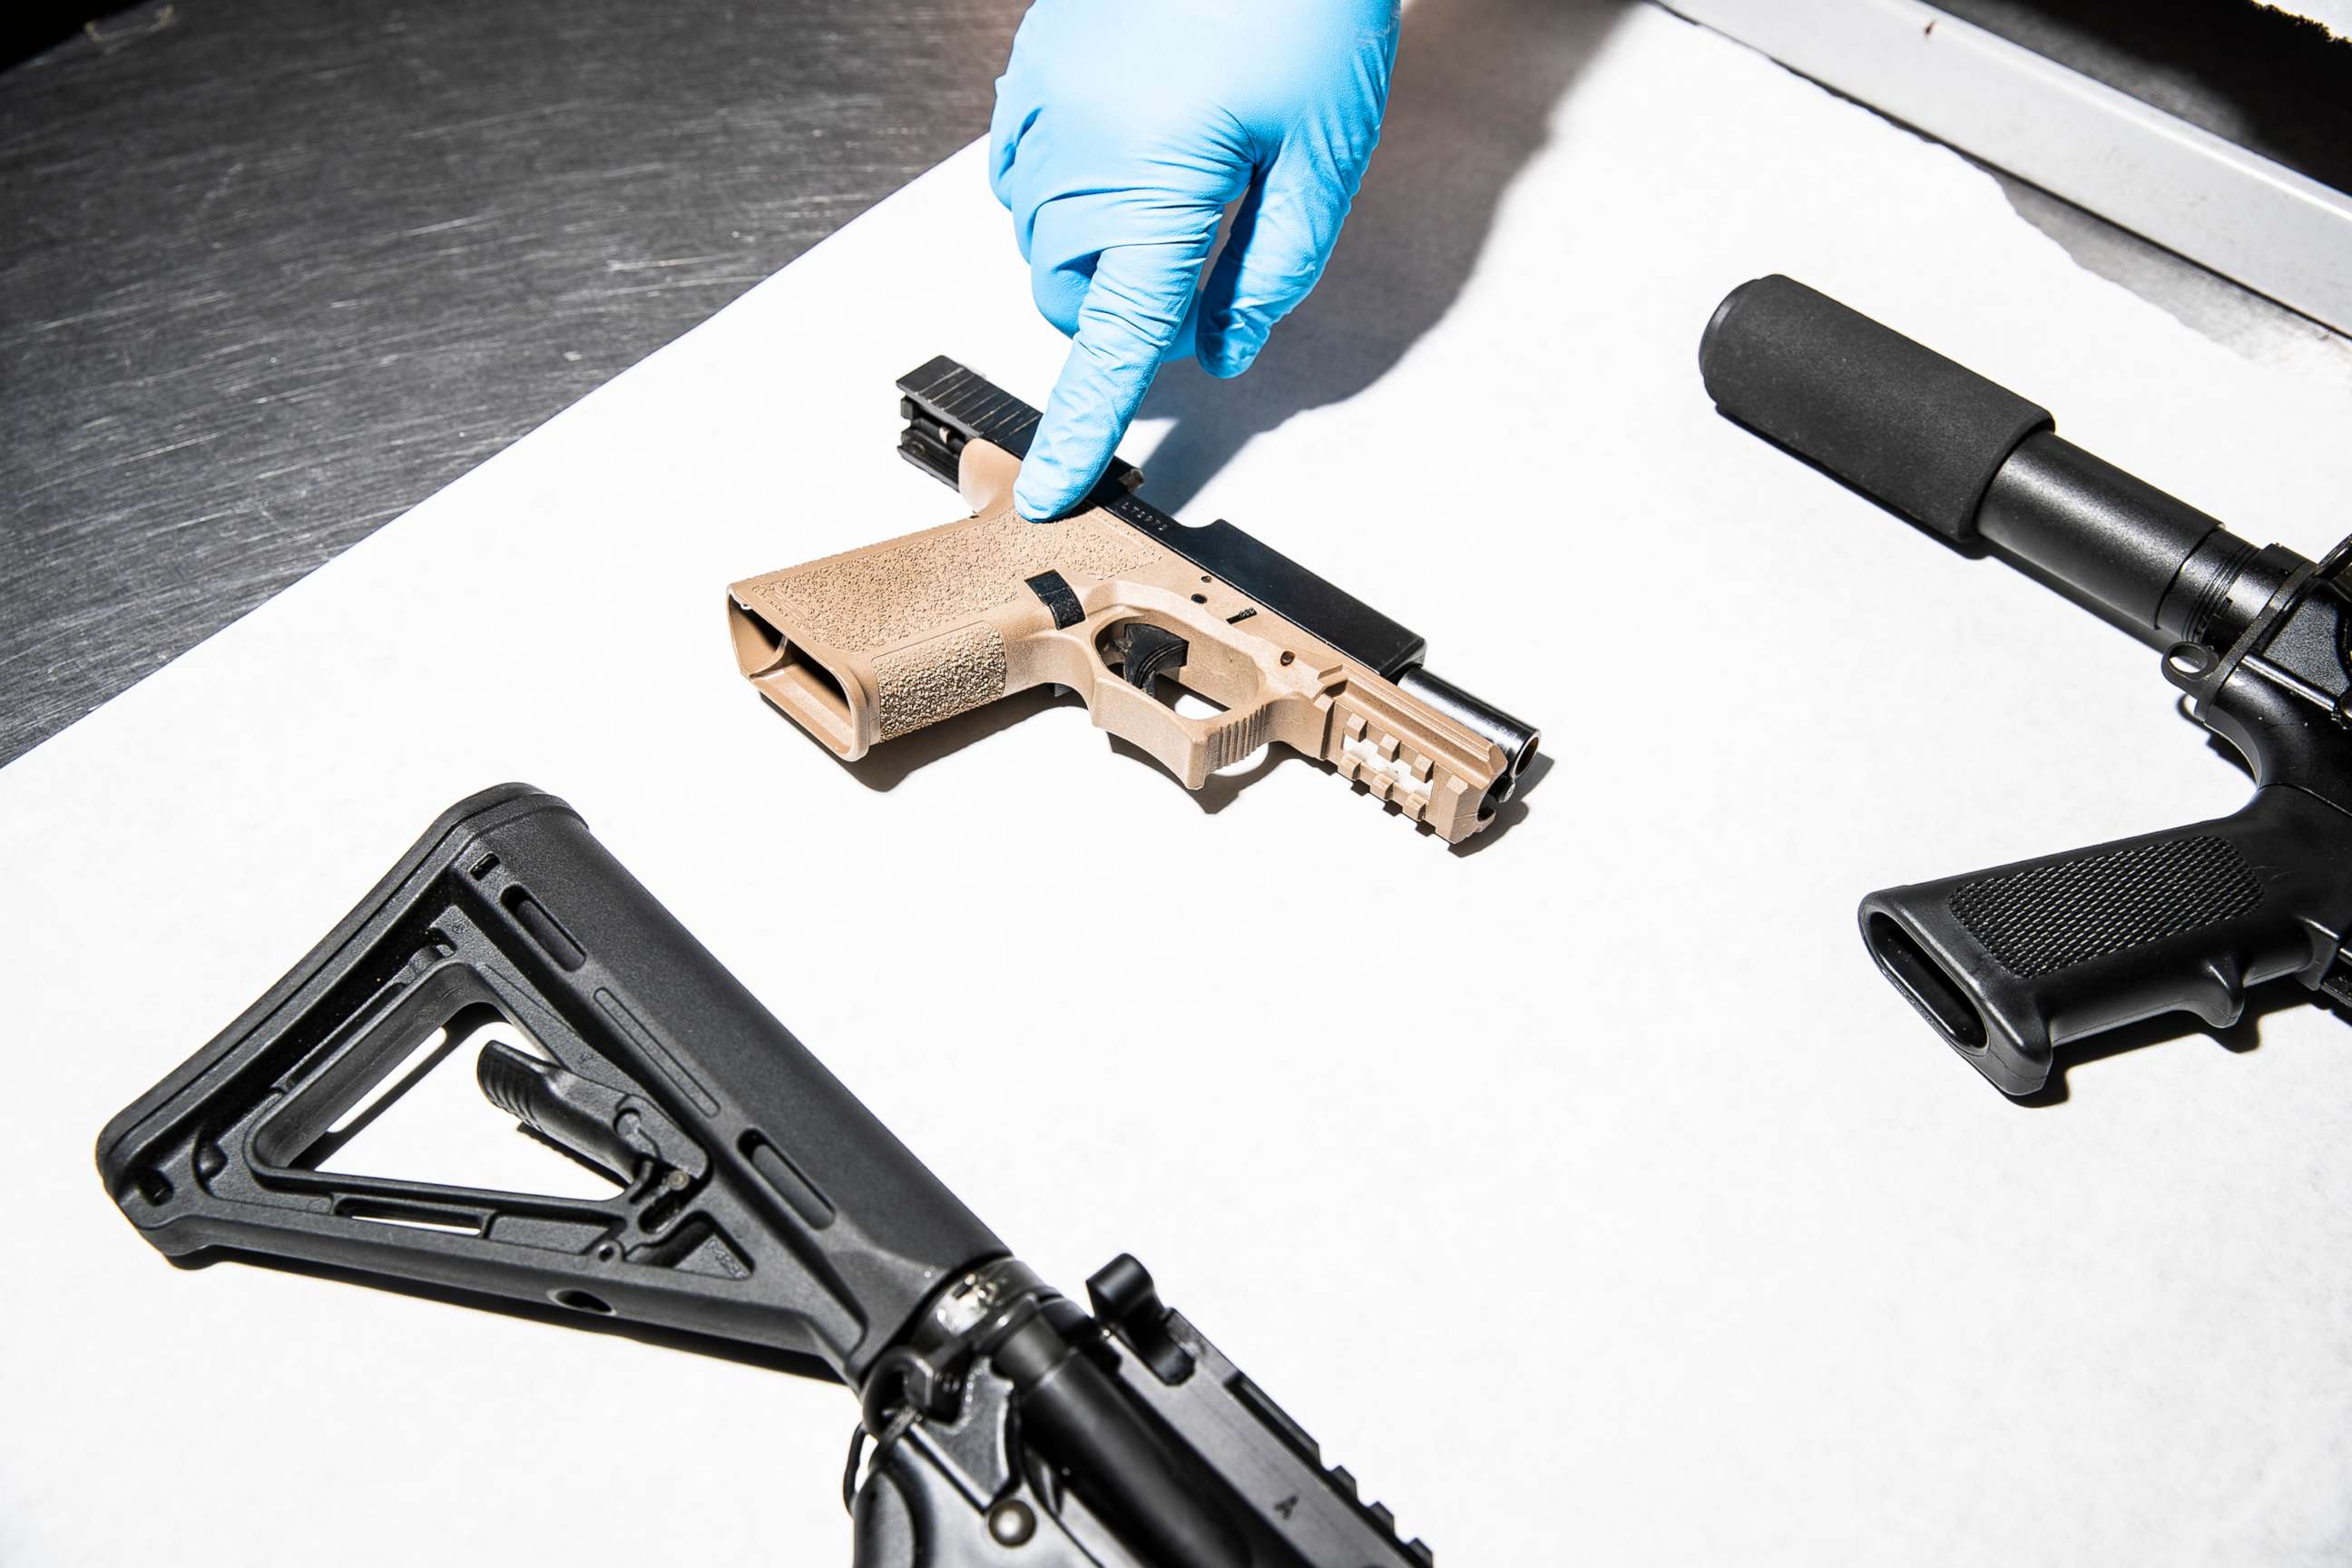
[
  {"x1": 1947, "y1": 837, "x2": 2261, "y2": 978},
  {"x1": 1859, "y1": 786, "x2": 2352, "y2": 1095}
]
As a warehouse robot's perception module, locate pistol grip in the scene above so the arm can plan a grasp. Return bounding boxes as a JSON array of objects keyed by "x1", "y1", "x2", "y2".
[{"x1": 1860, "y1": 785, "x2": 2352, "y2": 1094}]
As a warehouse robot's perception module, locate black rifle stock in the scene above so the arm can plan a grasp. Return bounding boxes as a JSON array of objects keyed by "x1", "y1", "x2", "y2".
[
  {"x1": 1701, "y1": 276, "x2": 2352, "y2": 1096},
  {"x1": 98, "y1": 786, "x2": 1431, "y2": 1567}
]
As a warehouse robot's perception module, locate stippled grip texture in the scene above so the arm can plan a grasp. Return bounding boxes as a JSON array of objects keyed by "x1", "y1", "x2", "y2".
[
  {"x1": 1700, "y1": 275, "x2": 2053, "y2": 543},
  {"x1": 754, "y1": 511, "x2": 1155, "y2": 656},
  {"x1": 870, "y1": 625, "x2": 1010, "y2": 740},
  {"x1": 1949, "y1": 835, "x2": 2263, "y2": 978},
  {"x1": 731, "y1": 504, "x2": 1167, "y2": 749}
]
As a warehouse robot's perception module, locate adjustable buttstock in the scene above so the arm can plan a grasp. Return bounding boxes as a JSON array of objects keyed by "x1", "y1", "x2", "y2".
[
  {"x1": 1859, "y1": 786, "x2": 2352, "y2": 1095},
  {"x1": 96, "y1": 784, "x2": 1004, "y2": 1379}
]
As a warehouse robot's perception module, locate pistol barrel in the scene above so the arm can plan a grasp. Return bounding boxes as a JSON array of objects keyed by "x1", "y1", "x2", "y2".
[{"x1": 1396, "y1": 664, "x2": 1540, "y2": 803}]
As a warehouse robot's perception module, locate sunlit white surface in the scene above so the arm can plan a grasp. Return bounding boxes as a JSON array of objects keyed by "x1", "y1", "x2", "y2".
[{"x1": 5, "y1": 5, "x2": 2350, "y2": 1563}]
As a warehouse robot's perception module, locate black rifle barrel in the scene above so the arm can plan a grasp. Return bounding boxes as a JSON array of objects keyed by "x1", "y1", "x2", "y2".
[{"x1": 1699, "y1": 274, "x2": 2297, "y2": 650}]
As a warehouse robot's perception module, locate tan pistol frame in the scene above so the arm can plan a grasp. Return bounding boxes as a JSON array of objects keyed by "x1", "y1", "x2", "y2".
[{"x1": 729, "y1": 441, "x2": 1528, "y2": 843}]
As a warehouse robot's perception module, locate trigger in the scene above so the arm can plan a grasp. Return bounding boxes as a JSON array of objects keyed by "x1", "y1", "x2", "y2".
[{"x1": 1114, "y1": 623, "x2": 1189, "y2": 691}]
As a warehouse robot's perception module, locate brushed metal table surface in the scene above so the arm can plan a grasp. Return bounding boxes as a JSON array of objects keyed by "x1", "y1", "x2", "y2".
[
  {"x1": 5, "y1": 1, "x2": 2348, "y2": 769},
  {"x1": 0, "y1": 0, "x2": 1025, "y2": 765}
]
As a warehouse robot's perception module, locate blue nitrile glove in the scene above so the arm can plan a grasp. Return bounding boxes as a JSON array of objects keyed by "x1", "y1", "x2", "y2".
[{"x1": 990, "y1": 0, "x2": 1400, "y2": 520}]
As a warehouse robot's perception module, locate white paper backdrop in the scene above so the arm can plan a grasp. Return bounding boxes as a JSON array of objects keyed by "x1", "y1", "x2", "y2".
[{"x1": 5, "y1": 4, "x2": 2348, "y2": 1563}]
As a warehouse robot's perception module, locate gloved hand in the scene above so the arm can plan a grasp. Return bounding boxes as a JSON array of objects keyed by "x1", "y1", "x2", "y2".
[{"x1": 990, "y1": 0, "x2": 1400, "y2": 520}]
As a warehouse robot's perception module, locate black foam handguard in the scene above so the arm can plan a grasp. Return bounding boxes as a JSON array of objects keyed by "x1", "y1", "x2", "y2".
[
  {"x1": 1703, "y1": 277, "x2": 2352, "y2": 1095},
  {"x1": 1700, "y1": 274, "x2": 2053, "y2": 544}
]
